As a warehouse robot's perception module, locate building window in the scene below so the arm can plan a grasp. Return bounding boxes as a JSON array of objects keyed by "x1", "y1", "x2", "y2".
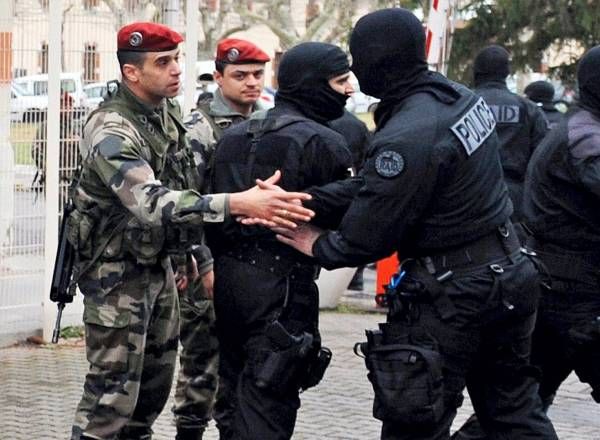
[
  {"x1": 83, "y1": 42, "x2": 99, "y2": 83},
  {"x1": 39, "y1": 41, "x2": 48, "y2": 74},
  {"x1": 83, "y1": 0, "x2": 100, "y2": 10}
]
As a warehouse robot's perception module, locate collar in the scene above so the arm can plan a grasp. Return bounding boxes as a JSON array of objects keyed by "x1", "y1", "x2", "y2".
[
  {"x1": 475, "y1": 79, "x2": 508, "y2": 90},
  {"x1": 119, "y1": 82, "x2": 166, "y2": 116},
  {"x1": 209, "y1": 88, "x2": 263, "y2": 118}
]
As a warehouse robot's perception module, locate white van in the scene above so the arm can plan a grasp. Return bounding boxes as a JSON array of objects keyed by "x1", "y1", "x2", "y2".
[
  {"x1": 10, "y1": 82, "x2": 48, "y2": 122},
  {"x1": 13, "y1": 72, "x2": 88, "y2": 119}
]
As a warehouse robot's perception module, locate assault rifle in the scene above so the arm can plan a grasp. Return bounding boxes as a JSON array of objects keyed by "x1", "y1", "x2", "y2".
[{"x1": 49, "y1": 200, "x2": 77, "y2": 343}]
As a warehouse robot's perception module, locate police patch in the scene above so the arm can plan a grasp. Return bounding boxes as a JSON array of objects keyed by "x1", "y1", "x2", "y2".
[
  {"x1": 375, "y1": 151, "x2": 404, "y2": 177},
  {"x1": 129, "y1": 31, "x2": 143, "y2": 47},
  {"x1": 451, "y1": 97, "x2": 496, "y2": 156},
  {"x1": 226, "y1": 48, "x2": 240, "y2": 62},
  {"x1": 489, "y1": 104, "x2": 520, "y2": 123}
]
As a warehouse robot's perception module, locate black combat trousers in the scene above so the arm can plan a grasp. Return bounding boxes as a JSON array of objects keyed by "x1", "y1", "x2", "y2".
[
  {"x1": 452, "y1": 254, "x2": 600, "y2": 440},
  {"x1": 212, "y1": 254, "x2": 320, "y2": 440},
  {"x1": 533, "y1": 278, "x2": 600, "y2": 405},
  {"x1": 381, "y1": 251, "x2": 557, "y2": 440}
]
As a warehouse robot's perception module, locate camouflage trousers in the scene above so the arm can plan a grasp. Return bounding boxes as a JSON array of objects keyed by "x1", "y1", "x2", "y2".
[
  {"x1": 71, "y1": 257, "x2": 179, "y2": 440},
  {"x1": 172, "y1": 280, "x2": 219, "y2": 430}
]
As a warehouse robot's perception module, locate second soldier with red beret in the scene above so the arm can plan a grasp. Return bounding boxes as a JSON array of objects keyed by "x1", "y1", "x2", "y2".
[{"x1": 172, "y1": 37, "x2": 272, "y2": 440}]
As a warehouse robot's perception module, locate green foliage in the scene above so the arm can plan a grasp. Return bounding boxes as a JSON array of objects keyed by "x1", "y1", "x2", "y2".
[
  {"x1": 60, "y1": 326, "x2": 85, "y2": 339},
  {"x1": 448, "y1": 0, "x2": 600, "y2": 87}
]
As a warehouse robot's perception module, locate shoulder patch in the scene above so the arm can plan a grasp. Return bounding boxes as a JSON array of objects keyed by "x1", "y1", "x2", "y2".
[
  {"x1": 489, "y1": 104, "x2": 520, "y2": 123},
  {"x1": 451, "y1": 97, "x2": 496, "y2": 156},
  {"x1": 375, "y1": 150, "x2": 404, "y2": 177}
]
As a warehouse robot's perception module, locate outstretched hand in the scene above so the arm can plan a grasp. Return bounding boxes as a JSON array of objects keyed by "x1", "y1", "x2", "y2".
[
  {"x1": 273, "y1": 223, "x2": 324, "y2": 257},
  {"x1": 230, "y1": 170, "x2": 315, "y2": 229}
]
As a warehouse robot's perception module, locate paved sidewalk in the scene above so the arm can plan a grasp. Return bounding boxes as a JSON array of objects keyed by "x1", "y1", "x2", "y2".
[{"x1": 1, "y1": 305, "x2": 598, "y2": 440}]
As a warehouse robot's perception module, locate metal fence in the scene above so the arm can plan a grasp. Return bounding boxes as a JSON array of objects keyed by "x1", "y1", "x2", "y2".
[{"x1": 0, "y1": 0, "x2": 200, "y2": 346}]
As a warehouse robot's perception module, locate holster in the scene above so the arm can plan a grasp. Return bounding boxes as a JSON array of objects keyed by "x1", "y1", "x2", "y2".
[
  {"x1": 354, "y1": 322, "x2": 444, "y2": 425},
  {"x1": 300, "y1": 345, "x2": 332, "y2": 391},
  {"x1": 254, "y1": 320, "x2": 331, "y2": 394},
  {"x1": 385, "y1": 259, "x2": 457, "y2": 322}
]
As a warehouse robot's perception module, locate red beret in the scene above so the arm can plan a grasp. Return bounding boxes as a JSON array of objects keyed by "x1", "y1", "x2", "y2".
[
  {"x1": 117, "y1": 22, "x2": 183, "y2": 52},
  {"x1": 216, "y1": 38, "x2": 270, "y2": 64}
]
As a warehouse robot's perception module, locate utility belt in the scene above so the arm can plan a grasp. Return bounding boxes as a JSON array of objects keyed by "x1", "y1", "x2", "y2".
[
  {"x1": 525, "y1": 237, "x2": 600, "y2": 286},
  {"x1": 416, "y1": 221, "x2": 521, "y2": 273},
  {"x1": 68, "y1": 208, "x2": 192, "y2": 269},
  {"x1": 223, "y1": 242, "x2": 320, "y2": 280}
]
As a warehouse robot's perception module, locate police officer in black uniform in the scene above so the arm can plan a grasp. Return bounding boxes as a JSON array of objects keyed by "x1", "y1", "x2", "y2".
[
  {"x1": 275, "y1": 9, "x2": 557, "y2": 440},
  {"x1": 473, "y1": 45, "x2": 548, "y2": 222},
  {"x1": 522, "y1": 42, "x2": 600, "y2": 415},
  {"x1": 208, "y1": 42, "x2": 354, "y2": 440},
  {"x1": 452, "y1": 44, "x2": 600, "y2": 440},
  {"x1": 524, "y1": 80, "x2": 565, "y2": 129}
]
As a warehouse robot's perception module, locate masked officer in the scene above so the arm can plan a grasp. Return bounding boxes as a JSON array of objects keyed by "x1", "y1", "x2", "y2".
[
  {"x1": 524, "y1": 80, "x2": 565, "y2": 129},
  {"x1": 68, "y1": 22, "x2": 314, "y2": 440},
  {"x1": 207, "y1": 42, "x2": 354, "y2": 440},
  {"x1": 173, "y1": 38, "x2": 270, "y2": 440},
  {"x1": 274, "y1": 9, "x2": 557, "y2": 440},
  {"x1": 452, "y1": 45, "x2": 600, "y2": 440},
  {"x1": 473, "y1": 45, "x2": 548, "y2": 223}
]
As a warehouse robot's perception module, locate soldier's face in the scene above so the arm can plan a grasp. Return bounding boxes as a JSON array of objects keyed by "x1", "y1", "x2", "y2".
[
  {"x1": 124, "y1": 48, "x2": 182, "y2": 105},
  {"x1": 214, "y1": 63, "x2": 265, "y2": 106},
  {"x1": 328, "y1": 72, "x2": 354, "y2": 96}
]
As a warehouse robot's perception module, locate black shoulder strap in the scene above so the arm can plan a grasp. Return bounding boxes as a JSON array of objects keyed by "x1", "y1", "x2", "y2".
[{"x1": 243, "y1": 114, "x2": 310, "y2": 187}]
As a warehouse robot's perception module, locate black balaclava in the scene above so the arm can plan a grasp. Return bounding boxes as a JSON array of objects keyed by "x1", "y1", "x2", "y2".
[
  {"x1": 350, "y1": 8, "x2": 427, "y2": 99},
  {"x1": 524, "y1": 80, "x2": 555, "y2": 110},
  {"x1": 577, "y1": 45, "x2": 600, "y2": 117},
  {"x1": 275, "y1": 42, "x2": 349, "y2": 123},
  {"x1": 349, "y1": 8, "x2": 460, "y2": 128},
  {"x1": 473, "y1": 45, "x2": 510, "y2": 87}
]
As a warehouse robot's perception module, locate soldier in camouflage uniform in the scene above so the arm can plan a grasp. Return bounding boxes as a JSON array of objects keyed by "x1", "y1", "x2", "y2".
[
  {"x1": 174, "y1": 39, "x2": 270, "y2": 440},
  {"x1": 67, "y1": 22, "x2": 314, "y2": 440}
]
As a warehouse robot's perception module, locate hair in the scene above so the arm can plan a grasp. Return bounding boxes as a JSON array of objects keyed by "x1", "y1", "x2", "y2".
[
  {"x1": 215, "y1": 60, "x2": 225, "y2": 74},
  {"x1": 117, "y1": 50, "x2": 147, "y2": 74}
]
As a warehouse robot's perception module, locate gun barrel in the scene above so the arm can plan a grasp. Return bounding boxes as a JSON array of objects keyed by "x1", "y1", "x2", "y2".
[{"x1": 52, "y1": 303, "x2": 65, "y2": 344}]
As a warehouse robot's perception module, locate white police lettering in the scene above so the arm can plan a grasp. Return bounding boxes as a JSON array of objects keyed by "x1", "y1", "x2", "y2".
[
  {"x1": 375, "y1": 151, "x2": 404, "y2": 177},
  {"x1": 450, "y1": 97, "x2": 496, "y2": 156},
  {"x1": 489, "y1": 105, "x2": 520, "y2": 123}
]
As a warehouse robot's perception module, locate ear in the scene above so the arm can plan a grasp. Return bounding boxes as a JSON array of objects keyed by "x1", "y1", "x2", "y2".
[
  {"x1": 122, "y1": 63, "x2": 141, "y2": 83},
  {"x1": 213, "y1": 69, "x2": 224, "y2": 87}
]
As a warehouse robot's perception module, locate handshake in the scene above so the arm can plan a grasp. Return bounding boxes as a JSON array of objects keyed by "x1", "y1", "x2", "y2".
[{"x1": 234, "y1": 169, "x2": 325, "y2": 257}]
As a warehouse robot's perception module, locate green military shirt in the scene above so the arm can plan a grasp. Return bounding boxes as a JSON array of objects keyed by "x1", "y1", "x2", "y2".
[{"x1": 184, "y1": 88, "x2": 266, "y2": 148}]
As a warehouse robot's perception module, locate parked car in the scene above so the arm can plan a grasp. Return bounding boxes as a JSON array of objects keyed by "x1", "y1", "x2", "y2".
[
  {"x1": 10, "y1": 82, "x2": 48, "y2": 122},
  {"x1": 13, "y1": 72, "x2": 88, "y2": 119}
]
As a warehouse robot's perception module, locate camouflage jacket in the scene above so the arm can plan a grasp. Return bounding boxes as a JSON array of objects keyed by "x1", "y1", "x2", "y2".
[
  {"x1": 70, "y1": 83, "x2": 229, "y2": 265},
  {"x1": 184, "y1": 88, "x2": 266, "y2": 149}
]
